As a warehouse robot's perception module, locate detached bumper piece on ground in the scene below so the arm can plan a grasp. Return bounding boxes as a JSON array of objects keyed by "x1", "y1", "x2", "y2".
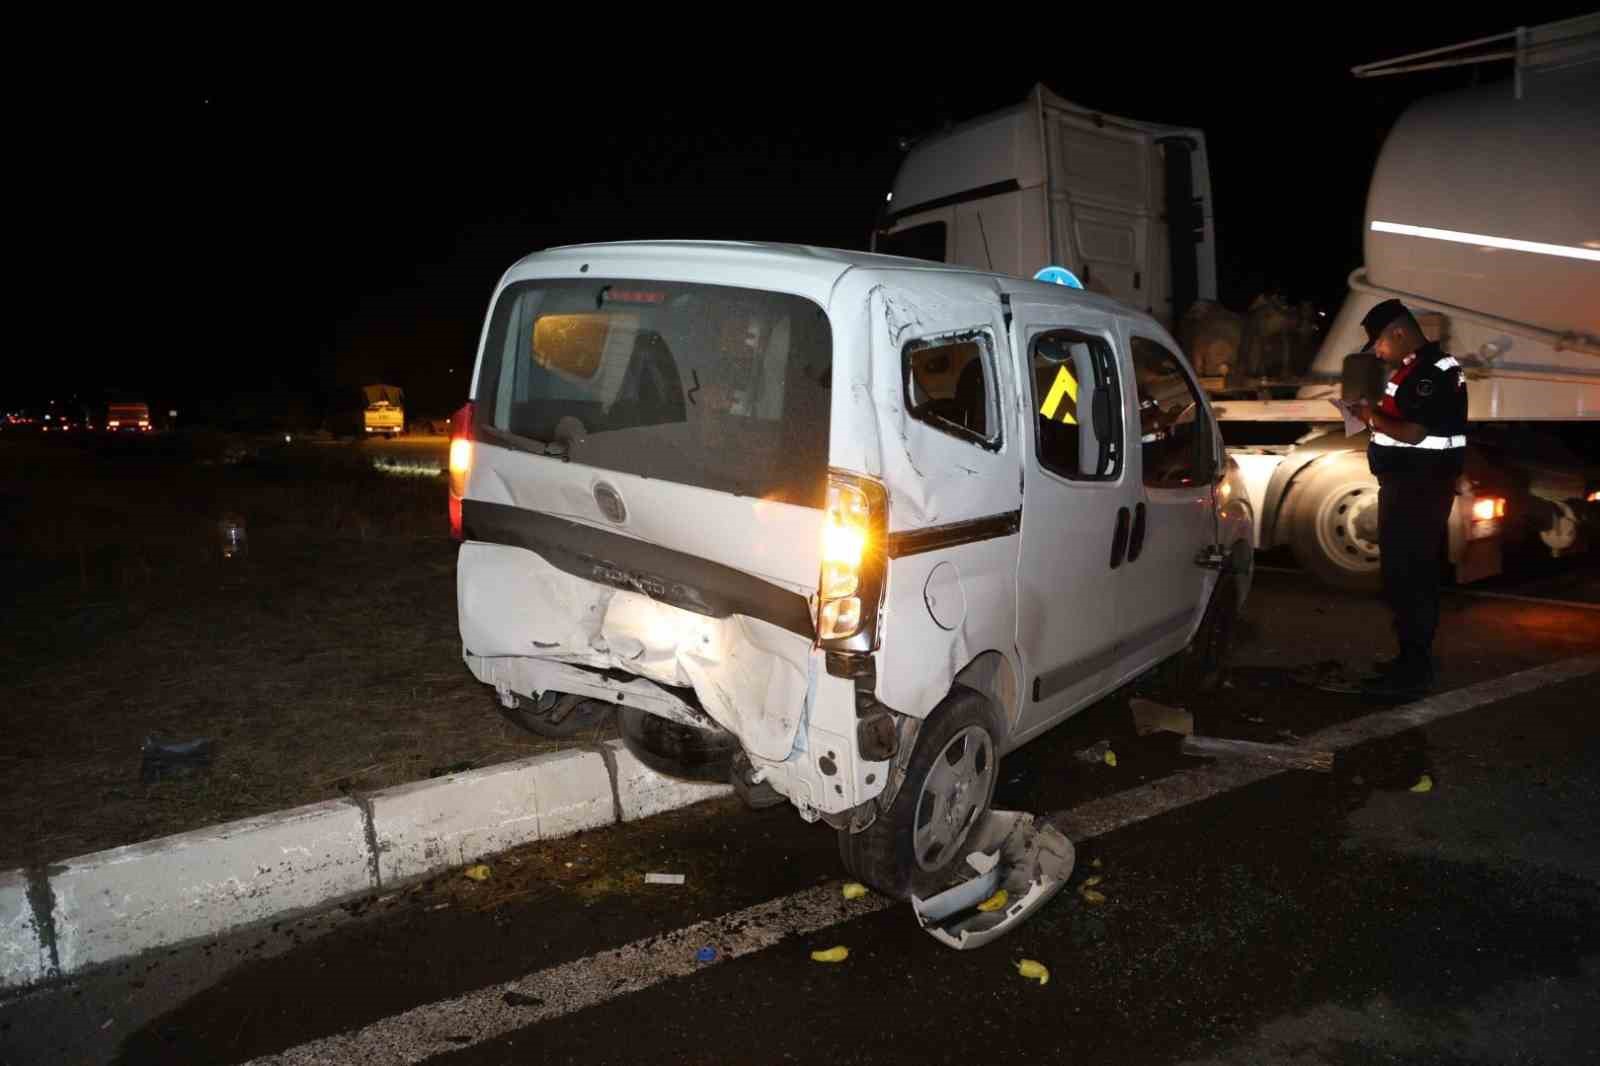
[{"x1": 911, "y1": 811, "x2": 1075, "y2": 950}]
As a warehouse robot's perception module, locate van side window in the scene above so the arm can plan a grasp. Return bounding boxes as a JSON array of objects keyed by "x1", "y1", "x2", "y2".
[
  {"x1": 1029, "y1": 329, "x2": 1122, "y2": 481},
  {"x1": 903, "y1": 331, "x2": 1000, "y2": 449},
  {"x1": 1130, "y1": 337, "x2": 1214, "y2": 488}
]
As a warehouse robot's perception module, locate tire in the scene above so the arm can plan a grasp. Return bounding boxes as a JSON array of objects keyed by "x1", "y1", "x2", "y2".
[
  {"x1": 618, "y1": 705, "x2": 740, "y2": 784},
  {"x1": 501, "y1": 692, "x2": 614, "y2": 739},
  {"x1": 1165, "y1": 571, "x2": 1240, "y2": 696},
  {"x1": 837, "y1": 686, "x2": 1000, "y2": 901},
  {"x1": 1288, "y1": 456, "x2": 1383, "y2": 594}
]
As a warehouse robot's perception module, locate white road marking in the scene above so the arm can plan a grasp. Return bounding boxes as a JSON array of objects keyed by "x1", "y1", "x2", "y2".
[{"x1": 245, "y1": 655, "x2": 1599, "y2": 1065}]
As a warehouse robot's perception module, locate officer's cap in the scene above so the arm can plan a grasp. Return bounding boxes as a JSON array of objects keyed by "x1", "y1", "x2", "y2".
[{"x1": 1358, "y1": 298, "x2": 1419, "y2": 353}]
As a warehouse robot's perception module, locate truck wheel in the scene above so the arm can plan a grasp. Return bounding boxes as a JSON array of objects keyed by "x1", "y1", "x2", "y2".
[
  {"x1": 1288, "y1": 457, "x2": 1383, "y2": 593},
  {"x1": 500, "y1": 692, "x2": 614, "y2": 739},
  {"x1": 837, "y1": 686, "x2": 999, "y2": 901},
  {"x1": 617, "y1": 705, "x2": 739, "y2": 784}
]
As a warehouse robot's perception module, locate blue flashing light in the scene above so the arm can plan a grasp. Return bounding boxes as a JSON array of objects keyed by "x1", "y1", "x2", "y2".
[{"x1": 1033, "y1": 266, "x2": 1084, "y2": 289}]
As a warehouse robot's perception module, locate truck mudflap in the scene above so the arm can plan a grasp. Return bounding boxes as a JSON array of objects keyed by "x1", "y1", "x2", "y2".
[{"x1": 910, "y1": 811, "x2": 1075, "y2": 950}]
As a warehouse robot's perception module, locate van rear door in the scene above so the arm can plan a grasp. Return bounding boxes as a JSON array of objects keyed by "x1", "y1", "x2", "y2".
[{"x1": 458, "y1": 276, "x2": 835, "y2": 760}]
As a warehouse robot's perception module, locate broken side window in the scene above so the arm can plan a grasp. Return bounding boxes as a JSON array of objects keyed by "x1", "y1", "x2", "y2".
[{"x1": 903, "y1": 330, "x2": 1001, "y2": 451}]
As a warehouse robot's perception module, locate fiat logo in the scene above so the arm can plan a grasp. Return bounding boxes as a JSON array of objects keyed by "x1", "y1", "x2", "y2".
[{"x1": 594, "y1": 482, "x2": 627, "y2": 524}]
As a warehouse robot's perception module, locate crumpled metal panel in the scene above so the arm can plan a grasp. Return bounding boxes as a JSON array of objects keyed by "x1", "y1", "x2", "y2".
[{"x1": 458, "y1": 542, "x2": 811, "y2": 762}]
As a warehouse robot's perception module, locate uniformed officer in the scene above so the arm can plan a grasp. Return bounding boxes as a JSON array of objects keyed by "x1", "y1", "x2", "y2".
[{"x1": 1348, "y1": 299, "x2": 1468, "y2": 699}]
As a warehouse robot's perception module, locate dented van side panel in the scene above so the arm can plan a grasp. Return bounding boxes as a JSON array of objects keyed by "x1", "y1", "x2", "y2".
[{"x1": 860, "y1": 276, "x2": 1025, "y2": 724}]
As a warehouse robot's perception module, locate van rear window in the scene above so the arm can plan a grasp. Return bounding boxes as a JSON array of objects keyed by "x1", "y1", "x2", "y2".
[{"x1": 476, "y1": 279, "x2": 832, "y2": 508}]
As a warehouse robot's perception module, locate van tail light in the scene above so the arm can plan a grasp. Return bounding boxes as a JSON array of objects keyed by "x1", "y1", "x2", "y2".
[
  {"x1": 448, "y1": 402, "x2": 475, "y2": 541},
  {"x1": 817, "y1": 471, "x2": 887, "y2": 649},
  {"x1": 1467, "y1": 494, "x2": 1506, "y2": 540}
]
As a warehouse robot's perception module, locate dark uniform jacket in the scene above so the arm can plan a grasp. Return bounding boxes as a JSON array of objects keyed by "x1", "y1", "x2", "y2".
[{"x1": 1367, "y1": 341, "x2": 1468, "y2": 479}]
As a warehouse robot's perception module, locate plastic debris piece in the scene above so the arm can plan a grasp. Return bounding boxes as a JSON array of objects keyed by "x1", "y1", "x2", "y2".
[
  {"x1": 810, "y1": 946, "x2": 849, "y2": 963},
  {"x1": 695, "y1": 947, "x2": 717, "y2": 963},
  {"x1": 464, "y1": 865, "x2": 491, "y2": 882},
  {"x1": 1016, "y1": 959, "x2": 1050, "y2": 985},
  {"x1": 1104, "y1": 750, "x2": 1118, "y2": 768},
  {"x1": 1410, "y1": 774, "x2": 1434, "y2": 793},
  {"x1": 1130, "y1": 698, "x2": 1194, "y2": 737},
  {"x1": 1080, "y1": 888, "x2": 1107, "y2": 905},
  {"x1": 1082, "y1": 875, "x2": 1103, "y2": 888},
  {"x1": 1091, "y1": 858, "x2": 1103, "y2": 869},
  {"x1": 644, "y1": 872, "x2": 685, "y2": 885},
  {"x1": 1074, "y1": 740, "x2": 1113, "y2": 764},
  {"x1": 140, "y1": 736, "x2": 216, "y2": 784},
  {"x1": 977, "y1": 889, "x2": 1009, "y2": 913},
  {"x1": 841, "y1": 882, "x2": 869, "y2": 901},
  {"x1": 912, "y1": 810, "x2": 1075, "y2": 951}
]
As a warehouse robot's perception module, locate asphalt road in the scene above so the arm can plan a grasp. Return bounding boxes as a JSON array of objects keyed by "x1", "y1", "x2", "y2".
[{"x1": 3, "y1": 566, "x2": 1597, "y2": 1066}]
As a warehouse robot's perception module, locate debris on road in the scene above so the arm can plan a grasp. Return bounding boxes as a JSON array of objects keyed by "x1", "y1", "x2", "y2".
[
  {"x1": 463, "y1": 864, "x2": 491, "y2": 882},
  {"x1": 503, "y1": 992, "x2": 543, "y2": 1007},
  {"x1": 1180, "y1": 734, "x2": 1335, "y2": 773},
  {"x1": 977, "y1": 889, "x2": 1009, "y2": 912},
  {"x1": 1411, "y1": 774, "x2": 1435, "y2": 793},
  {"x1": 841, "y1": 882, "x2": 869, "y2": 901},
  {"x1": 1104, "y1": 749, "x2": 1118, "y2": 768},
  {"x1": 1130, "y1": 698, "x2": 1194, "y2": 737},
  {"x1": 695, "y1": 947, "x2": 718, "y2": 963},
  {"x1": 139, "y1": 736, "x2": 215, "y2": 784},
  {"x1": 645, "y1": 872, "x2": 686, "y2": 885},
  {"x1": 1292, "y1": 659, "x2": 1366, "y2": 694},
  {"x1": 1074, "y1": 739, "x2": 1114, "y2": 764},
  {"x1": 912, "y1": 811, "x2": 1075, "y2": 951},
  {"x1": 810, "y1": 946, "x2": 849, "y2": 963},
  {"x1": 1015, "y1": 959, "x2": 1050, "y2": 985}
]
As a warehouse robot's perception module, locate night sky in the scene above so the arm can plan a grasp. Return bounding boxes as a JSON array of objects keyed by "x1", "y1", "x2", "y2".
[{"x1": 24, "y1": 11, "x2": 1594, "y2": 422}]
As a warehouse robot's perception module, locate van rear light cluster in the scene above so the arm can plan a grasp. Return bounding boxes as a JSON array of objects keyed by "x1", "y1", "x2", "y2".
[
  {"x1": 817, "y1": 471, "x2": 887, "y2": 649},
  {"x1": 1467, "y1": 494, "x2": 1506, "y2": 540},
  {"x1": 448, "y1": 402, "x2": 475, "y2": 541}
]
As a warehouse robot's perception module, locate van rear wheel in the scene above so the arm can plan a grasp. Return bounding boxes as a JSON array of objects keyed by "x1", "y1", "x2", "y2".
[
  {"x1": 500, "y1": 692, "x2": 614, "y2": 739},
  {"x1": 837, "y1": 686, "x2": 999, "y2": 900}
]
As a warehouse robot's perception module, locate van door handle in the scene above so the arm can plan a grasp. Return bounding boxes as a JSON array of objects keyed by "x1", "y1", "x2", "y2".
[
  {"x1": 1126, "y1": 503, "x2": 1147, "y2": 563},
  {"x1": 1110, "y1": 507, "x2": 1131, "y2": 569}
]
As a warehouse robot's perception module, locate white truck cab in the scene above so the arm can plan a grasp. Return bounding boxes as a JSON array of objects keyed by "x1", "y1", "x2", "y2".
[{"x1": 451, "y1": 241, "x2": 1253, "y2": 897}]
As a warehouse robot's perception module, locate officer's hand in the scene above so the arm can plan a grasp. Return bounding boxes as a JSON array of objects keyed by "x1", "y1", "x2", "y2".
[{"x1": 1349, "y1": 399, "x2": 1373, "y2": 427}]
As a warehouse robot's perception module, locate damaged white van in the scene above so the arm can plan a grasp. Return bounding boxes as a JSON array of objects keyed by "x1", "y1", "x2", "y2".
[{"x1": 451, "y1": 241, "x2": 1254, "y2": 898}]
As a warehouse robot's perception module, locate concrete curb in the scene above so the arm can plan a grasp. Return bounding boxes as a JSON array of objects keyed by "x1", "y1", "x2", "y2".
[{"x1": 0, "y1": 739, "x2": 730, "y2": 992}]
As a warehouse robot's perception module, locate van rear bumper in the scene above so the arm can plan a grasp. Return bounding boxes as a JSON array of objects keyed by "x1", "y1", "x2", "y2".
[{"x1": 457, "y1": 540, "x2": 889, "y2": 818}]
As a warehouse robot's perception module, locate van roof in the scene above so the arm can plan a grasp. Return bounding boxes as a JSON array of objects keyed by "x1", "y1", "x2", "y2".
[{"x1": 503, "y1": 240, "x2": 1140, "y2": 323}]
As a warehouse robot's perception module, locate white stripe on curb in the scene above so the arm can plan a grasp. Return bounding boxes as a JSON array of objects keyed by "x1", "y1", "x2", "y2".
[
  {"x1": 49, "y1": 799, "x2": 372, "y2": 976},
  {"x1": 369, "y1": 751, "x2": 613, "y2": 886},
  {"x1": 0, "y1": 870, "x2": 50, "y2": 990},
  {"x1": 0, "y1": 739, "x2": 732, "y2": 990},
  {"x1": 242, "y1": 655, "x2": 1600, "y2": 1065}
]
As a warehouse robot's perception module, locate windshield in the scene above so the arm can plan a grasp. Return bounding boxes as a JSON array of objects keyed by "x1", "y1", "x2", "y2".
[{"x1": 476, "y1": 278, "x2": 833, "y2": 508}]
